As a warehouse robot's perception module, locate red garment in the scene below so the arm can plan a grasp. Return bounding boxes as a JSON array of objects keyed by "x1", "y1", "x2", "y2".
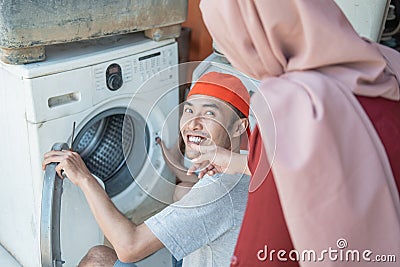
[{"x1": 231, "y1": 96, "x2": 400, "y2": 266}]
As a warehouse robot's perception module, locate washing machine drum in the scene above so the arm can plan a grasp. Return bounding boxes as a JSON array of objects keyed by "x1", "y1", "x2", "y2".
[{"x1": 72, "y1": 108, "x2": 149, "y2": 197}]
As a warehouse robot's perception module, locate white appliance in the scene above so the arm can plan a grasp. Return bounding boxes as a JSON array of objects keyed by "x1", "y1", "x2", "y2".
[
  {"x1": 0, "y1": 33, "x2": 178, "y2": 267},
  {"x1": 334, "y1": 0, "x2": 390, "y2": 41}
]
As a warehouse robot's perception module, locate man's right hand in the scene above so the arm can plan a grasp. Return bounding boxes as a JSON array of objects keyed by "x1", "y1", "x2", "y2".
[{"x1": 42, "y1": 150, "x2": 94, "y2": 187}]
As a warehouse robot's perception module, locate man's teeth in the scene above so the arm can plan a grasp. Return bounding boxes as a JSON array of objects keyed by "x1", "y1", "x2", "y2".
[{"x1": 188, "y1": 136, "x2": 204, "y2": 144}]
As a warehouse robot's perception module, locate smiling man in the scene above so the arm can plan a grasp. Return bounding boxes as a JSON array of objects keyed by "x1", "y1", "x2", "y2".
[{"x1": 42, "y1": 71, "x2": 251, "y2": 267}]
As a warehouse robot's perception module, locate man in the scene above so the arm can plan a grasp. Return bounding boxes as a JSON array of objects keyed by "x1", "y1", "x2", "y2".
[{"x1": 42, "y1": 71, "x2": 251, "y2": 267}]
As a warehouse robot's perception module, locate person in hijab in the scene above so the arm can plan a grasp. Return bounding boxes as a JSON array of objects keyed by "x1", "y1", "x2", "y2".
[{"x1": 191, "y1": 1, "x2": 400, "y2": 266}]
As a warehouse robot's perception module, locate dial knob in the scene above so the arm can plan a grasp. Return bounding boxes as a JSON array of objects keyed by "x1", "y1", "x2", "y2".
[
  {"x1": 106, "y1": 64, "x2": 123, "y2": 91},
  {"x1": 107, "y1": 73, "x2": 123, "y2": 91}
]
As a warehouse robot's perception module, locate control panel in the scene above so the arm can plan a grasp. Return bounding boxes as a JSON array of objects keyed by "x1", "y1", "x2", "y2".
[{"x1": 93, "y1": 43, "x2": 177, "y2": 95}]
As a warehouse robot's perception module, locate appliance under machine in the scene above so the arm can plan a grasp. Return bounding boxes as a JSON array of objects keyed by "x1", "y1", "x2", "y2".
[{"x1": 0, "y1": 33, "x2": 179, "y2": 267}]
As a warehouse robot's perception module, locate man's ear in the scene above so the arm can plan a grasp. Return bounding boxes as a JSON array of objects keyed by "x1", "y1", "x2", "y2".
[{"x1": 232, "y1": 118, "x2": 249, "y2": 138}]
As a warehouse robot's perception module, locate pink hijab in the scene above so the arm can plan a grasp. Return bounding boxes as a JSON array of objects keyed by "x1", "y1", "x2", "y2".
[{"x1": 201, "y1": 0, "x2": 400, "y2": 263}]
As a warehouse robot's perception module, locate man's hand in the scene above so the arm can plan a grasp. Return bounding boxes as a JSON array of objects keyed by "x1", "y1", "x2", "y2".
[
  {"x1": 42, "y1": 149, "x2": 164, "y2": 263},
  {"x1": 187, "y1": 143, "x2": 251, "y2": 178},
  {"x1": 42, "y1": 150, "x2": 93, "y2": 186},
  {"x1": 156, "y1": 137, "x2": 185, "y2": 173},
  {"x1": 156, "y1": 137, "x2": 199, "y2": 183}
]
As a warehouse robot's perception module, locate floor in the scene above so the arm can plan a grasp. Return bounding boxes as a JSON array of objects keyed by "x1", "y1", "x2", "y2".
[
  {"x1": 0, "y1": 243, "x2": 172, "y2": 267},
  {"x1": 135, "y1": 248, "x2": 173, "y2": 267}
]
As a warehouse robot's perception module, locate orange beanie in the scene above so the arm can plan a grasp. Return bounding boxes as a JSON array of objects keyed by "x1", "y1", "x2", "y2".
[{"x1": 188, "y1": 72, "x2": 250, "y2": 118}]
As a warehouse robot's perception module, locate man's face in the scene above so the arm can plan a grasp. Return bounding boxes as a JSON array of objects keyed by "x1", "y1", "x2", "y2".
[{"x1": 180, "y1": 95, "x2": 237, "y2": 159}]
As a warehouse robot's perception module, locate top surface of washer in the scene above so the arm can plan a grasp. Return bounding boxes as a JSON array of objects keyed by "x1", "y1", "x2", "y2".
[{"x1": 0, "y1": 32, "x2": 175, "y2": 79}]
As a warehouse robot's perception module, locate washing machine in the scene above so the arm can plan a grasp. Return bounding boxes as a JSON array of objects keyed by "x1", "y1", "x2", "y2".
[
  {"x1": 334, "y1": 0, "x2": 390, "y2": 42},
  {"x1": 0, "y1": 33, "x2": 178, "y2": 267}
]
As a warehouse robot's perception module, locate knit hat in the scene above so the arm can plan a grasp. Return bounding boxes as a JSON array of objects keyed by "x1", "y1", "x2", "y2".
[{"x1": 188, "y1": 71, "x2": 250, "y2": 138}]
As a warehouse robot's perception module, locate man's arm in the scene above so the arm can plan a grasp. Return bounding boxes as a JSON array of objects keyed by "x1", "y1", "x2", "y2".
[
  {"x1": 78, "y1": 175, "x2": 163, "y2": 262},
  {"x1": 42, "y1": 150, "x2": 163, "y2": 263}
]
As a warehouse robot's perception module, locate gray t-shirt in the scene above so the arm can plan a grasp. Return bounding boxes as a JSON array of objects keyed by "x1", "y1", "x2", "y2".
[{"x1": 144, "y1": 173, "x2": 250, "y2": 267}]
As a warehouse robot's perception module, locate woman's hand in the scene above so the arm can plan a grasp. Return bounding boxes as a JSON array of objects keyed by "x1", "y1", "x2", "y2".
[
  {"x1": 42, "y1": 150, "x2": 94, "y2": 186},
  {"x1": 187, "y1": 143, "x2": 251, "y2": 178}
]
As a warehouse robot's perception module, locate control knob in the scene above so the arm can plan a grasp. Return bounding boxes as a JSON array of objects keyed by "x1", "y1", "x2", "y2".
[{"x1": 106, "y1": 64, "x2": 123, "y2": 91}]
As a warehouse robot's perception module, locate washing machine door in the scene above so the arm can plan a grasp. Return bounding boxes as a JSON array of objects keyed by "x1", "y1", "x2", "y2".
[
  {"x1": 40, "y1": 143, "x2": 103, "y2": 267},
  {"x1": 71, "y1": 107, "x2": 149, "y2": 198},
  {"x1": 40, "y1": 143, "x2": 67, "y2": 267}
]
